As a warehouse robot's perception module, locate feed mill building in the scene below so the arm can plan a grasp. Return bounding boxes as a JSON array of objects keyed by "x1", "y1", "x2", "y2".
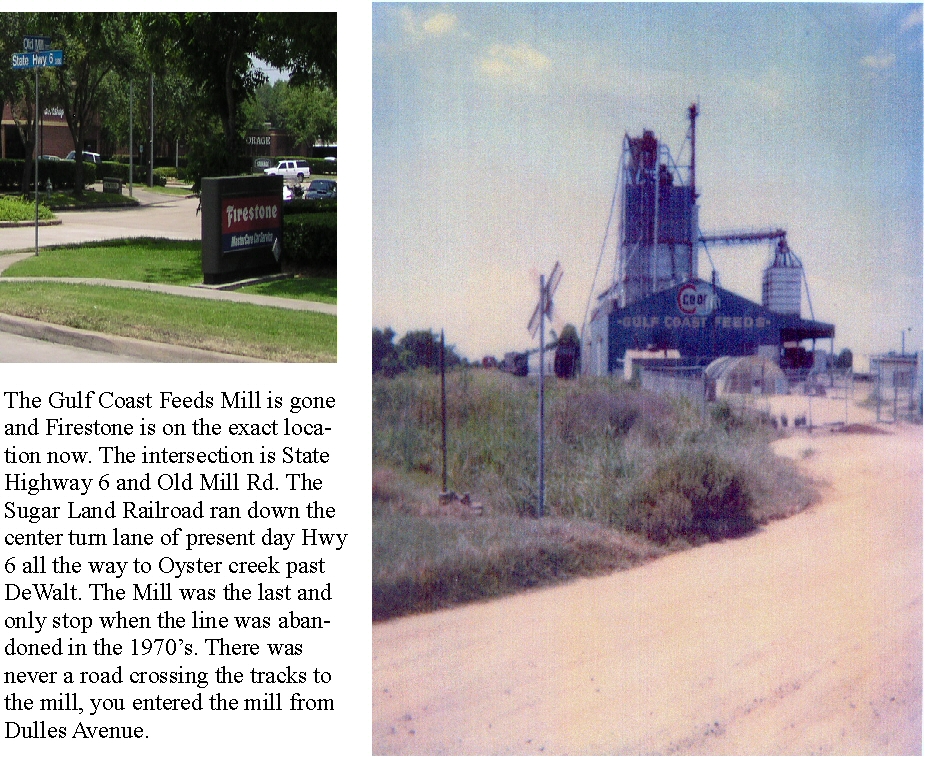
[{"x1": 583, "y1": 105, "x2": 834, "y2": 378}]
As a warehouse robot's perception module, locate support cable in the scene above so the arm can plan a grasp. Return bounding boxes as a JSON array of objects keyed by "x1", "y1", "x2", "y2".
[{"x1": 580, "y1": 171, "x2": 621, "y2": 350}]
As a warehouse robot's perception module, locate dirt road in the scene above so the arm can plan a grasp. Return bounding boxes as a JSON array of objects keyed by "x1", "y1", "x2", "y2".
[{"x1": 373, "y1": 423, "x2": 922, "y2": 755}]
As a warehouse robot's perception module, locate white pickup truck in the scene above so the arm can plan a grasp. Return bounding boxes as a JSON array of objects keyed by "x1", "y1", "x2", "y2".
[{"x1": 264, "y1": 159, "x2": 311, "y2": 183}]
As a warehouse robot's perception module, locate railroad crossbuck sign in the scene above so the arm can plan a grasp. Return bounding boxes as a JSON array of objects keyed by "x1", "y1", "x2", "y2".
[
  {"x1": 528, "y1": 261, "x2": 562, "y2": 337},
  {"x1": 528, "y1": 261, "x2": 563, "y2": 519}
]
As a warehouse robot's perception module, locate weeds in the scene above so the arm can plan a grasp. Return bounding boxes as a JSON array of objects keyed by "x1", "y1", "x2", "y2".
[{"x1": 373, "y1": 370, "x2": 816, "y2": 619}]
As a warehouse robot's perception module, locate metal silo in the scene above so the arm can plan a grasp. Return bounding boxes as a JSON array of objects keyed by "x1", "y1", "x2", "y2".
[{"x1": 761, "y1": 237, "x2": 802, "y2": 316}]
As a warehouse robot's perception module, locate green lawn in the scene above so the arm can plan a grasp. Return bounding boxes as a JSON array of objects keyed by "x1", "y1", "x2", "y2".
[
  {"x1": 2, "y1": 238, "x2": 202, "y2": 284},
  {"x1": 238, "y1": 276, "x2": 337, "y2": 305},
  {"x1": 0, "y1": 281, "x2": 335, "y2": 362}
]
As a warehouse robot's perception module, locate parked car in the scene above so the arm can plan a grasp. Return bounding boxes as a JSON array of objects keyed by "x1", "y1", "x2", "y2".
[
  {"x1": 65, "y1": 150, "x2": 101, "y2": 165},
  {"x1": 39, "y1": 155, "x2": 61, "y2": 161},
  {"x1": 264, "y1": 159, "x2": 311, "y2": 182},
  {"x1": 303, "y1": 179, "x2": 336, "y2": 200}
]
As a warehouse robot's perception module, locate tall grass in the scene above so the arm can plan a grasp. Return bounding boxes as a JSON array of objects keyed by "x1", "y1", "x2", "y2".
[
  {"x1": 373, "y1": 369, "x2": 815, "y2": 618},
  {"x1": 373, "y1": 370, "x2": 797, "y2": 530}
]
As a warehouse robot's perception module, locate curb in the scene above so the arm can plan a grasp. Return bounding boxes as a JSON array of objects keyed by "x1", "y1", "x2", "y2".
[
  {"x1": 50, "y1": 201, "x2": 140, "y2": 211},
  {"x1": 0, "y1": 219, "x2": 63, "y2": 228},
  {"x1": 0, "y1": 313, "x2": 264, "y2": 363}
]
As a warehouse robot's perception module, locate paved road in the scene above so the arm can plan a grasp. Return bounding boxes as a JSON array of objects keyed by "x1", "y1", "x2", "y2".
[
  {"x1": 373, "y1": 424, "x2": 923, "y2": 755},
  {"x1": 0, "y1": 329, "x2": 146, "y2": 362},
  {"x1": 0, "y1": 186, "x2": 200, "y2": 251}
]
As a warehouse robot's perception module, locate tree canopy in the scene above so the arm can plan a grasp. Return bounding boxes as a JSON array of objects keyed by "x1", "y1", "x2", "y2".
[
  {"x1": 0, "y1": 12, "x2": 337, "y2": 191},
  {"x1": 554, "y1": 324, "x2": 581, "y2": 379},
  {"x1": 373, "y1": 328, "x2": 464, "y2": 376}
]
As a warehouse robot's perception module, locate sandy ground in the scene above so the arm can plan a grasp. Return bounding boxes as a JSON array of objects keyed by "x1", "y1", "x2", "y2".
[{"x1": 373, "y1": 411, "x2": 922, "y2": 755}]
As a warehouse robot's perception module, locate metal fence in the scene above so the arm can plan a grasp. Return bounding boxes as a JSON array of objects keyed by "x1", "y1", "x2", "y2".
[
  {"x1": 640, "y1": 366, "x2": 706, "y2": 406},
  {"x1": 637, "y1": 364, "x2": 918, "y2": 429},
  {"x1": 871, "y1": 359, "x2": 921, "y2": 424}
]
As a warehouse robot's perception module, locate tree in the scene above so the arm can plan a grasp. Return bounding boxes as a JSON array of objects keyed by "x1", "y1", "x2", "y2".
[
  {"x1": 373, "y1": 328, "x2": 463, "y2": 375},
  {"x1": 373, "y1": 327, "x2": 400, "y2": 376},
  {"x1": 554, "y1": 323, "x2": 581, "y2": 379},
  {"x1": 397, "y1": 330, "x2": 463, "y2": 372},
  {"x1": 47, "y1": 12, "x2": 138, "y2": 195},
  {"x1": 99, "y1": 65, "x2": 199, "y2": 170},
  {"x1": 281, "y1": 83, "x2": 336, "y2": 151},
  {"x1": 139, "y1": 13, "x2": 336, "y2": 190},
  {"x1": 833, "y1": 348, "x2": 853, "y2": 371},
  {"x1": 255, "y1": 13, "x2": 336, "y2": 91},
  {"x1": 241, "y1": 80, "x2": 287, "y2": 131},
  {"x1": 0, "y1": 13, "x2": 56, "y2": 191}
]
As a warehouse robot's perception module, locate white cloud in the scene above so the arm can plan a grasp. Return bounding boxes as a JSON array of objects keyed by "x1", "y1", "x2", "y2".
[
  {"x1": 860, "y1": 52, "x2": 897, "y2": 70},
  {"x1": 901, "y1": 7, "x2": 923, "y2": 31},
  {"x1": 423, "y1": 12, "x2": 458, "y2": 37},
  {"x1": 402, "y1": 8, "x2": 460, "y2": 39},
  {"x1": 477, "y1": 43, "x2": 551, "y2": 82}
]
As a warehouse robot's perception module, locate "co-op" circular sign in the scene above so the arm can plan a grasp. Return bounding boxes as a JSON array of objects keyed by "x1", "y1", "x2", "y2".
[{"x1": 677, "y1": 281, "x2": 716, "y2": 316}]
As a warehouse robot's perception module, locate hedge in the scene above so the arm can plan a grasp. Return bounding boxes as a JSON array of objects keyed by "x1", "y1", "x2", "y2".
[
  {"x1": 283, "y1": 198, "x2": 337, "y2": 216},
  {"x1": 282, "y1": 209, "x2": 336, "y2": 269},
  {"x1": 0, "y1": 158, "x2": 96, "y2": 191},
  {"x1": 99, "y1": 161, "x2": 167, "y2": 186}
]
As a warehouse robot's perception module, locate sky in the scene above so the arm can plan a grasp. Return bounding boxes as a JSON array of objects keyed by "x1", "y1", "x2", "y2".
[{"x1": 372, "y1": 3, "x2": 923, "y2": 371}]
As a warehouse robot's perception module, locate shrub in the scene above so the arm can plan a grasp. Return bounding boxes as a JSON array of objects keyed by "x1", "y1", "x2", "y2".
[
  {"x1": 99, "y1": 162, "x2": 166, "y2": 186},
  {"x1": 308, "y1": 158, "x2": 336, "y2": 176},
  {"x1": 0, "y1": 159, "x2": 20, "y2": 190},
  {"x1": 282, "y1": 210, "x2": 336, "y2": 270},
  {"x1": 40, "y1": 160, "x2": 96, "y2": 190},
  {"x1": 0, "y1": 159, "x2": 96, "y2": 191},
  {"x1": 553, "y1": 386, "x2": 674, "y2": 444},
  {"x1": 283, "y1": 198, "x2": 336, "y2": 216},
  {"x1": 0, "y1": 195, "x2": 55, "y2": 222},
  {"x1": 622, "y1": 445, "x2": 755, "y2": 543}
]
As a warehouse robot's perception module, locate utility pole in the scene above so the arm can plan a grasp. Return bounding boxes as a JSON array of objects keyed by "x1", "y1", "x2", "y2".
[
  {"x1": 148, "y1": 73, "x2": 154, "y2": 187},
  {"x1": 440, "y1": 329, "x2": 448, "y2": 495},
  {"x1": 129, "y1": 82, "x2": 133, "y2": 197}
]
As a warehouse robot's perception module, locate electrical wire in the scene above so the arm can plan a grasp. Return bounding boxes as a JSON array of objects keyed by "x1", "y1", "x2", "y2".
[{"x1": 580, "y1": 171, "x2": 621, "y2": 350}]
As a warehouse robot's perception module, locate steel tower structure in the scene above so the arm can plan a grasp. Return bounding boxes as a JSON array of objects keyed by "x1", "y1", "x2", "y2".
[{"x1": 614, "y1": 104, "x2": 700, "y2": 307}]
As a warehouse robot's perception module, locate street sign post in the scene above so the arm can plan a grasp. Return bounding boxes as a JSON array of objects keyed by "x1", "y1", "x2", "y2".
[
  {"x1": 10, "y1": 36, "x2": 63, "y2": 256},
  {"x1": 528, "y1": 261, "x2": 563, "y2": 518}
]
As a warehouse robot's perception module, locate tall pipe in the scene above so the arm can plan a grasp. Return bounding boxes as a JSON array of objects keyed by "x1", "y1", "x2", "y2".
[
  {"x1": 688, "y1": 102, "x2": 699, "y2": 280},
  {"x1": 688, "y1": 102, "x2": 699, "y2": 200}
]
